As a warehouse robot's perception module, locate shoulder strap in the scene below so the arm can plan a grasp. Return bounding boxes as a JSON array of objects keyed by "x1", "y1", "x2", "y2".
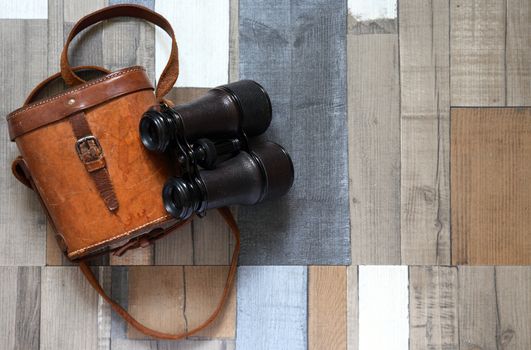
[
  {"x1": 79, "y1": 206, "x2": 240, "y2": 340},
  {"x1": 60, "y1": 4, "x2": 179, "y2": 100}
]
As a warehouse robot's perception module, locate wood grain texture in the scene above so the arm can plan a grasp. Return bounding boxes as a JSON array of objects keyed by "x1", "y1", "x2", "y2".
[
  {"x1": 40, "y1": 266, "x2": 111, "y2": 350},
  {"x1": 450, "y1": 0, "x2": 506, "y2": 106},
  {"x1": 229, "y1": 0, "x2": 239, "y2": 83},
  {"x1": 0, "y1": 19, "x2": 47, "y2": 266},
  {"x1": 0, "y1": 267, "x2": 40, "y2": 350},
  {"x1": 238, "y1": 0, "x2": 350, "y2": 265},
  {"x1": 126, "y1": 266, "x2": 235, "y2": 340},
  {"x1": 506, "y1": 0, "x2": 531, "y2": 105},
  {"x1": 399, "y1": 0, "x2": 450, "y2": 265},
  {"x1": 0, "y1": 0, "x2": 47, "y2": 19},
  {"x1": 348, "y1": 10, "x2": 400, "y2": 264},
  {"x1": 451, "y1": 108, "x2": 531, "y2": 265},
  {"x1": 358, "y1": 266, "x2": 408, "y2": 350},
  {"x1": 308, "y1": 266, "x2": 347, "y2": 350},
  {"x1": 346, "y1": 266, "x2": 358, "y2": 350},
  {"x1": 236, "y1": 266, "x2": 307, "y2": 350},
  {"x1": 409, "y1": 266, "x2": 458, "y2": 350},
  {"x1": 155, "y1": 0, "x2": 229, "y2": 88}
]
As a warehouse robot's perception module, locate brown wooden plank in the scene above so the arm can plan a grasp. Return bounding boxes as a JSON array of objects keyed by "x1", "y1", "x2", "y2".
[
  {"x1": 409, "y1": 266, "x2": 458, "y2": 350},
  {"x1": 399, "y1": 0, "x2": 451, "y2": 265},
  {"x1": 451, "y1": 107, "x2": 531, "y2": 264},
  {"x1": 450, "y1": 0, "x2": 506, "y2": 106},
  {"x1": 184, "y1": 266, "x2": 236, "y2": 339},
  {"x1": 506, "y1": 0, "x2": 531, "y2": 105},
  {"x1": 127, "y1": 266, "x2": 186, "y2": 339},
  {"x1": 308, "y1": 266, "x2": 347, "y2": 350},
  {"x1": 348, "y1": 9, "x2": 401, "y2": 264}
]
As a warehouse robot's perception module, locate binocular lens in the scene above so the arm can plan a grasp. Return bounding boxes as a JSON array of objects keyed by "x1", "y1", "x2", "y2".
[
  {"x1": 162, "y1": 141, "x2": 294, "y2": 220},
  {"x1": 139, "y1": 80, "x2": 272, "y2": 153}
]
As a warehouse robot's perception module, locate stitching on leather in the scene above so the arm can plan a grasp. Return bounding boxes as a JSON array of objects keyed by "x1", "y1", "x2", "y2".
[
  {"x1": 7, "y1": 67, "x2": 146, "y2": 120},
  {"x1": 67, "y1": 215, "x2": 172, "y2": 258}
]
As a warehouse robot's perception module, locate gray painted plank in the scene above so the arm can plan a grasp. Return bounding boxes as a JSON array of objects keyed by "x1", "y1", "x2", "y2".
[
  {"x1": 399, "y1": 0, "x2": 451, "y2": 265},
  {"x1": 0, "y1": 267, "x2": 40, "y2": 350},
  {"x1": 238, "y1": 0, "x2": 349, "y2": 265},
  {"x1": 348, "y1": 17, "x2": 401, "y2": 263},
  {"x1": 409, "y1": 266, "x2": 458, "y2": 350},
  {"x1": 236, "y1": 266, "x2": 307, "y2": 350},
  {"x1": 0, "y1": 19, "x2": 48, "y2": 266},
  {"x1": 40, "y1": 266, "x2": 111, "y2": 350}
]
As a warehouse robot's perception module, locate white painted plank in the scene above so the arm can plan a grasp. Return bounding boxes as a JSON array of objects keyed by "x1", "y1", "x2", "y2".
[
  {"x1": 155, "y1": 0, "x2": 229, "y2": 88},
  {"x1": 0, "y1": 0, "x2": 47, "y2": 19},
  {"x1": 358, "y1": 266, "x2": 409, "y2": 350},
  {"x1": 348, "y1": 0, "x2": 396, "y2": 20},
  {"x1": 236, "y1": 266, "x2": 307, "y2": 350}
]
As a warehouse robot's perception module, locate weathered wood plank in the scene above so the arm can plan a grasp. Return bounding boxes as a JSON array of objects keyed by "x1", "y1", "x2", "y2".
[
  {"x1": 155, "y1": 0, "x2": 229, "y2": 88},
  {"x1": 346, "y1": 266, "x2": 358, "y2": 350},
  {"x1": 236, "y1": 266, "x2": 307, "y2": 350},
  {"x1": 457, "y1": 266, "x2": 497, "y2": 350},
  {"x1": 238, "y1": 0, "x2": 349, "y2": 265},
  {"x1": 0, "y1": 0, "x2": 47, "y2": 19},
  {"x1": 451, "y1": 107, "x2": 531, "y2": 265},
  {"x1": 399, "y1": 0, "x2": 450, "y2": 265},
  {"x1": 495, "y1": 267, "x2": 531, "y2": 349},
  {"x1": 127, "y1": 267, "x2": 186, "y2": 339},
  {"x1": 348, "y1": 3, "x2": 400, "y2": 264},
  {"x1": 506, "y1": 0, "x2": 531, "y2": 105},
  {"x1": 40, "y1": 266, "x2": 111, "y2": 350},
  {"x1": 229, "y1": 0, "x2": 239, "y2": 83},
  {"x1": 409, "y1": 266, "x2": 458, "y2": 350},
  {"x1": 0, "y1": 19, "x2": 48, "y2": 266},
  {"x1": 308, "y1": 266, "x2": 347, "y2": 350},
  {"x1": 358, "y1": 266, "x2": 408, "y2": 350},
  {"x1": 0, "y1": 267, "x2": 40, "y2": 350},
  {"x1": 450, "y1": 0, "x2": 506, "y2": 106}
]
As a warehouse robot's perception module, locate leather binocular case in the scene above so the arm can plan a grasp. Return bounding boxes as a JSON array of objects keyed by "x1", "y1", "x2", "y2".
[{"x1": 139, "y1": 80, "x2": 294, "y2": 221}]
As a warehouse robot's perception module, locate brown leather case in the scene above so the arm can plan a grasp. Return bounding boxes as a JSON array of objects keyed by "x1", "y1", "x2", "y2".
[{"x1": 6, "y1": 5, "x2": 181, "y2": 261}]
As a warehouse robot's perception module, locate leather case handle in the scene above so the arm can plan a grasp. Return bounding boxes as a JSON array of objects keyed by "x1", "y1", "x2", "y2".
[
  {"x1": 79, "y1": 207, "x2": 240, "y2": 340},
  {"x1": 60, "y1": 4, "x2": 179, "y2": 100}
]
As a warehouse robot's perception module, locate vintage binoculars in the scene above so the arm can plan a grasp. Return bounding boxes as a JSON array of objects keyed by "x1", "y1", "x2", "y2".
[{"x1": 139, "y1": 80, "x2": 294, "y2": 220}]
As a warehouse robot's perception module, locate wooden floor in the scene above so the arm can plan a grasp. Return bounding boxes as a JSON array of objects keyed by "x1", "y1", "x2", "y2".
[{"x1": 1, "y1": 0, "x2": 531, "y2": 349}]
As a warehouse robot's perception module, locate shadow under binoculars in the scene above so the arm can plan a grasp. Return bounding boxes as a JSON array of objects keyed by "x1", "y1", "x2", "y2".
[{"x1": 139, "y1": 80, "x2": 294, "y2": 220}]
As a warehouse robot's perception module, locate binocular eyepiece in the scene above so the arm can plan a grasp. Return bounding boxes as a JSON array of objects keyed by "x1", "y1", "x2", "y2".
[{"x1": 139, "y1": 80, "x2": 294, "y2": 220}]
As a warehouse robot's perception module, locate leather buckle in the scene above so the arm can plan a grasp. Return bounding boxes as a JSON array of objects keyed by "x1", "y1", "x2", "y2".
[{"x1": 75, "y1": 135, "x2": 103, "y2": 163}]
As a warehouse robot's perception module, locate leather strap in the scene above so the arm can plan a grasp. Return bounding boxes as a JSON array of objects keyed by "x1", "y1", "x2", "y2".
[
  {"x1": 79, "y1": 207, "x2": 240, "y2": 340},
  {"x1": 61, "y1": 4, "x2": 178, "y2": 99},
  {"x1": 24, "y1": 65, "x2": 110, "y2": 105},
  {"x1": 70, "y1": 111, "x2": 119, "y2": 211}
]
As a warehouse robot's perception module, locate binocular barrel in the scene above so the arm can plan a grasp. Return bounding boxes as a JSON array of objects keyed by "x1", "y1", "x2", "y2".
[
  {"x1": 140, "y1": 80, "x2": 272, "y2": 153},
  {"x1": 163, "y1": 141, "x2": 294, "y2": 220}
]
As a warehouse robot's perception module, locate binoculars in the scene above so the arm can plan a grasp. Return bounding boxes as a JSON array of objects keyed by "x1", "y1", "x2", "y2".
[{"x1": 139, "y1": 80, "x2": 294, "y2": 220}]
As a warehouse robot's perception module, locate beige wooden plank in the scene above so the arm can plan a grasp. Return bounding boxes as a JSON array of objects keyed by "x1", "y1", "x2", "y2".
[
  {"x1": 458, "y1": 266, "x2": 497, "y2": 350},
  {"x1": 184, "y1": 266, "x2": 236, "y2": 339},
  {"x1": 0, "y1": 267, "x2": 41, "y2": 350},
  {"x1": 308, "y1": 266, "x2": 347, "y2": 350},
  {"x1": 111, "y1": 248, "x2": 154, "y2": 266},
  {"x1": 399, "y1": 0, "x2": 450, "y2": 265},
  {"x1": 40, "y1": 266, "x2": 111, "y2": 350},
  {"x1": 192, "y1": 213, "x2": 231, "y2": 265},
  {"x1": 127, "y1": 266, "x2": 186, "y2": 339},
  {"x1": 495, "y1": 267, "x2": 531, "y2": 349},
  {"x1": 229, "y1": 0, "x2": 239, "y2": 83},
  {"x1": 506, "y1": 0, "x2": 531, "y2": 105},
  {"x1": 409, "y1": 266, "x2": 458, "y2": 350},
  {"x1": 451, "y1": 107, "x2": 531, "y2": 265},
  {"x1": 46, "y1": 223, "x2": 66, "y2": 266},
  {"x1": 0, "y1": 19, "x2": 47, "y2": 266},
  {"x1": 154, "y1": 224, "x2": 194, "y2": 265},
  {"x1": 450, "y1": 0, "x2": 506, "y2": 106},
  {"x1": 346, "y1": 266, "x2": 358, "y2": 350},
  {"x1": 348, "y1": 14, "x2": 401, "y2": 264}
]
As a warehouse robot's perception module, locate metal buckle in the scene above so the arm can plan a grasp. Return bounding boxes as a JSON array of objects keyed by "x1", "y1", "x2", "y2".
[{"x1": 75, "y1": 135, "x2": 103, "y2": 163}]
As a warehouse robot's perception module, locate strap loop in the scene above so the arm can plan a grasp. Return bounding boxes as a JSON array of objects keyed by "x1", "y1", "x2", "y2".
[
  {"x1": 60, "y1": 4, "x2": 179, "y2": 99},
  {"x1": 79, "y1": 207, "x2": 240, "y2": 340}
]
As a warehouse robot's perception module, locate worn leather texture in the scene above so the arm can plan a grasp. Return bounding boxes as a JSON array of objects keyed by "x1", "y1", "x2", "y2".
[{"x1": 10, "y1": 72, "x2": 174, "y2": 259}]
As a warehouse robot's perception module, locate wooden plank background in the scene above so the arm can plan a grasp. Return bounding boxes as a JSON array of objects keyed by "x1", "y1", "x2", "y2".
[{"x1": 1, "y1": 0, "x2": 531, "y2": 349}]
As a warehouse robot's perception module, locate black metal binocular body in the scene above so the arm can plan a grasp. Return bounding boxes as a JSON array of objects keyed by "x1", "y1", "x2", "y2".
[{"x1": 139, "y1": 80, "x2": 294, "y2": 220}]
